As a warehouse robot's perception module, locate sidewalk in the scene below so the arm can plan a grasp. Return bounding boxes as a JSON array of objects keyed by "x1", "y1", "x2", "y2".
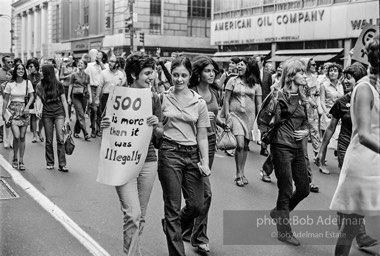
[{"x1": 0, "y1": 165, "x2": 93, "y2": 256}]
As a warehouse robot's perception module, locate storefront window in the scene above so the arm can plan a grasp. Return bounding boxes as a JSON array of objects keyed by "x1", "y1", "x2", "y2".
[{"x1": 317, "y1": 0, "x2": 333, "y2": 5}]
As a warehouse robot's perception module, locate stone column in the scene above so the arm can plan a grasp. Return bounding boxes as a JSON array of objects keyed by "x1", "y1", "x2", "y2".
[
  {"x1": 40, "y1": 3, "x2": 47, "y2": 57},
  {"x1": 14, "y1": 14, "x2": 21, "y2": 58},
  {"x1": 33, "y1": 6, "x2": 40, "y2": 57},
  {"x1": 21, "y1": 11, "x2": 27, "y2": 61},
  {"x1": 27, "y1": 9, "x2": 33, "y2": 59}
]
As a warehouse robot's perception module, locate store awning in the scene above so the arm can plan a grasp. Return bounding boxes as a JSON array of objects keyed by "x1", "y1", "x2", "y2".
[
  {"x1": 285, "y1": 55, "x2": 317, "y2": 62},
  {"x1": 275, "y1": 48, "x2": 343, "y2": 55},
  {"x1": 266, "y1": 55, "x2": 292, "y2": 62},
  {"x1": 214, "y1": 50, "x2": 271, "y2": 58},
  {"x1": 312, "y1": 54, "x2": 338, "y2": 62},
  {"x1": 212, "y1": 57, "x2": 233, "y2": 62}
]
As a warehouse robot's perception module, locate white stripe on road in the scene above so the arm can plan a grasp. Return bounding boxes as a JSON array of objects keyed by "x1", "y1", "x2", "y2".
[{"x1": 0, "y1": 155, "x2": 110, "y2": 256}]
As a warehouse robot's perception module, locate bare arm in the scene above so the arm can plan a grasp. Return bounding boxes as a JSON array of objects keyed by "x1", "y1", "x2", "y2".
[
  {"x1": 224, "y1": 90, "x2": 232, "y2": 118},
  {"x1": 317, "y1": 116, "x2": 339, "y2": 164},
  {"x1": 320, "y1": 84, "x2": 327, "y2": 113},
  {"x1": 197, "y1": 127, "x2": 209, "y2": 169},
  {"x1": 2, "y1": 93, "x2": 9, "y2": 119},
  {"x1": 60, "y1": 93, "x2": 70, "y2": 125},
  {"x1": 354, "y1": 84, "x2": 380, "y2": 154}
]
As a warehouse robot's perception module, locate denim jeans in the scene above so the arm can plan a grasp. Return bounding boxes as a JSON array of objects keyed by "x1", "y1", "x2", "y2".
[
  {"x1": 72, "y1": 94, "x2": 88, "y2": 136},
  {"x1": 158, "y1": 139, "x2": 204, "y2": 256},
  {"x1": 42, "y1": 116, "x2": 66, "y2": 167},
  {"x1": 115, "y1": 161, "x2": 157, "y2": 256},
  {"x1": 270, "y1": 143, "x2": 310, "y2": 235},
  {"x1": 263, "y1": 138, "x2": 313, "y2": 183},
  {"x1": 181, "y1": 134, "x2": 216, "y2": 247},
  {"x1": 89, "y1": 86, "x2": 99, "y2": 134}
]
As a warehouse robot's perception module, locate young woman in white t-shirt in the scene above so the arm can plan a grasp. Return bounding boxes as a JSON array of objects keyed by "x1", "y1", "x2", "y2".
[{"x1": 2, "y1": 63, "x2": 35, "y2": 170}]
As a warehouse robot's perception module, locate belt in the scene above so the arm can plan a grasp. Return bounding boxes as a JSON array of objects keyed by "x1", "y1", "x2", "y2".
[{"x1": 161, "y1": 138, "x2": 198, "y2": 151}]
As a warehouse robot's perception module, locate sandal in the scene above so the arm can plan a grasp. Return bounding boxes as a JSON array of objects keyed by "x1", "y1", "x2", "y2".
[
  {"x1": 58, "y1": 166, "x2": 69, "y2": 173},
  {"x1": 242, "y1": 176, "x2": 249, "y2": 185},
  {"x1": 32, "y1": 138, "x2": 37, "y2": 143},
  {"x1": 84, "y1": 134, "x2": 91, "y2": 141},
  {"x1": 74, "y1": 133, "x2": 80, "y2": 138},
  {"x1": 11, "y1": 160, "x2": 18, "y2": 169},
  {"x1": 234, "y1": 177, "x2": 245, "y2": 187},
  {"x1": 18, "y1": 162, "x2": 25, "y2": 171}
]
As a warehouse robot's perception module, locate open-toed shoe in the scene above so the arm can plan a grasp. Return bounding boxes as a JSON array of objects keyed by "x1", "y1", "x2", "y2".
[{"x1": 234, "y1": 177, "x2": 245, "y2": 187}]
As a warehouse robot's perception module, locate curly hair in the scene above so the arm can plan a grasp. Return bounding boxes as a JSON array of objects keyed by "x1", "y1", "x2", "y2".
[
  {"x1": 343, "y1": 62, "x2": 367, "y2": 82},
  {"x1": 365, "y1": 33, "x2": 379, "y2": 75},
  {"x1": 125, "y1": 52, "x2": 155, "y2": 85},
  {"x1": 26, "y1": 58, "x2": 40, "y2": 72},
  {"x1": 189, "y1": 55, "x2": 219, "y2": 91},
  {"x1": 326, "y1": 63, "x2": 343, "y2": 80}
]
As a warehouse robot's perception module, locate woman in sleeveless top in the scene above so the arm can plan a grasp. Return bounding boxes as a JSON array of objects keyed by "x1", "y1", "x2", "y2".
[{"x1": 330, "y1": 34, "x2": 380, "y2": 256}]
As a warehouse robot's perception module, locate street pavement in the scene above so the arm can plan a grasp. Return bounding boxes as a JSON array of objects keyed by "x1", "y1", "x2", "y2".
[{"x1": 0, "y1": 121, "x2": 379, "y2": 256}]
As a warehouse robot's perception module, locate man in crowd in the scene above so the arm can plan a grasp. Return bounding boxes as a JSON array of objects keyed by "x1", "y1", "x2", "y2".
[
  {"x1": 255, "y1": 56, "x2": 272, "y2": 156},
  {"x1": 95, "y1": 55, "x2": 125, "y2": 125},
  {"x1": 0, "y1": 56, "x2": 14, "y2": 143},
  {"x1": 85, "y1": 50, "x2": 107, "y2": 138}
]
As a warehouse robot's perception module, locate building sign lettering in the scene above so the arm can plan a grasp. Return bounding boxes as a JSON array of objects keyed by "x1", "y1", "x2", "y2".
[
  {"x1": 214, "y1": 18, "x2": 252, "y2": 31},
  {"x1": 258, "y1": 10, "x2": 324, "y2": 27},
  {"x1": 210, "y1": 1, "x2": 379, "y2": 46},
  {"x1": 351, "y1": 18, "x2": 380, "y2": 30}
]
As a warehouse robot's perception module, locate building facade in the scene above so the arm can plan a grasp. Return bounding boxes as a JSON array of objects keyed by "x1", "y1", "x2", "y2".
[
  {"x1": 11, "y1": 0, "x2": 216, "y2": 61},
  {"x1": 211, "y1": 0, "x2": 379, "y2": 66}
]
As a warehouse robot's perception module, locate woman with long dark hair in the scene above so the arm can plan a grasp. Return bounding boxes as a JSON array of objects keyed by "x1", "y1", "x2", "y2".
[
  {"x1": 100, "y1": 52, "x2": 163, "y2": 255},
  {"x1": 2, "y1": 63, "x2": 35, "y2": 170},
  {"x1": 158, "y1": 56, "x2": 210, "y2": 256},
  {"x1": 269, "y1": 60, "x2": 311, "y2": 246},
  {"x1": 181, "y1": 55, "x2": 225, "y2": 253},
  {"x1": 27, "y1": 58, "x2": 44, "y2": 143},
  {"x1": 36, "y1": 64, "x2": 70, "y2": 172},
  {"x1": 223, "y1": 57, "x2": 262, "y2": 186}
]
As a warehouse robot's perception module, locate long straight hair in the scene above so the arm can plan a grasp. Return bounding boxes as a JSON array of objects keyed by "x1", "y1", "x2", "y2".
[
  {"x1": 238, "y1": 57, "x2": 261, "y2": 87},
  {"x1": 40, "y1": 64, "x2": 60, "y2": 101},
  {"x1": 189, "y1": 55, "x2": 220, "y2": 92},
  {"x1": 280, "y1": 60, "x2": 307, "y2": 100}
]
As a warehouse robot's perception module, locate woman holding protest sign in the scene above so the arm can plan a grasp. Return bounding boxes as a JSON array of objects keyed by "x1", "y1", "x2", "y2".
[
  {"x1": 100, "y1": 52, "x2": 163, "y2": 256},
  {"x1": 157, "y1": 56, "x2": 210, "y2": 256},
  {"x1": 269, "y1": 60, "x2": 311, "y2": 246}
]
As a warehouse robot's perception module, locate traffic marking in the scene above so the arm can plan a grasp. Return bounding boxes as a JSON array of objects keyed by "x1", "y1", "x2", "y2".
[{"x1": 0, "y1": 154, "x2": 111, "y2": 256}]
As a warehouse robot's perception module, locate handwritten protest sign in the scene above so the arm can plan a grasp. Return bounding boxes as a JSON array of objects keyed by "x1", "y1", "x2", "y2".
[
  {"x1": 97, "y1": 87, "x2": 152, "y2": 186},
  {"x1": 352, "y1": 24, "x2": 379, "y2": 65}
]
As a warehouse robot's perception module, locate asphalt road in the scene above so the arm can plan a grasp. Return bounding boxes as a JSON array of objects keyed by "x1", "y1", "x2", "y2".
[{"x1": 0, "y1": 127, "x2": 379, "y2": 256}]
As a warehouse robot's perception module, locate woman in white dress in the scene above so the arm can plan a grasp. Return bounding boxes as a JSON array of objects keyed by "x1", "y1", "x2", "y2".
[{"x1": 330, "y1": 34, "x2": 380, "y2": 256}]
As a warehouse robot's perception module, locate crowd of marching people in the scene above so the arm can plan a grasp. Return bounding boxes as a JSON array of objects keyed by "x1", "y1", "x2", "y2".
[{"x1": 0, "y1": 33, "x2": 379, "y2": 256}]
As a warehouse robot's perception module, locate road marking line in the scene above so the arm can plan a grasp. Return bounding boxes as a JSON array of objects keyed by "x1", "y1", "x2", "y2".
[{"x1": 0, "y1": 154, "x2": 110, "y2": 256}]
